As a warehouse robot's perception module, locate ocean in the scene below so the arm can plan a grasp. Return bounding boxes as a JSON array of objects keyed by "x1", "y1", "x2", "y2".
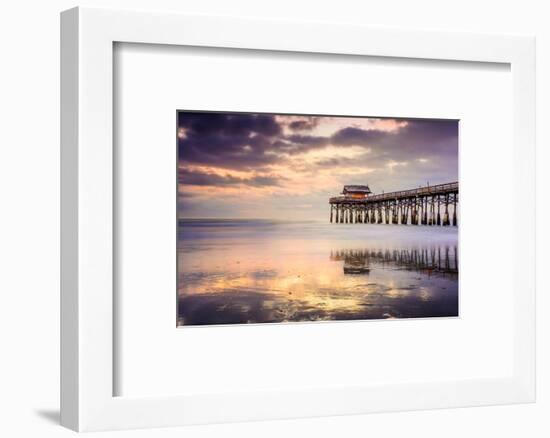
[{"x1": 177, "y1": 219, "x2": 458, "y2": 326}]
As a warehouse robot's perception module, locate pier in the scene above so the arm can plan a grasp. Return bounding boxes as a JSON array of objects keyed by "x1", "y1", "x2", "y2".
[{"x1": 329, "y1": 182, "x2": 459, "y2": 226}]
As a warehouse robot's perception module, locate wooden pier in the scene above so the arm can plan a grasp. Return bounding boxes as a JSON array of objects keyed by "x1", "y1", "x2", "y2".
[{"x1": 329, "y1": 182, "x2": 459, "y2": 226}]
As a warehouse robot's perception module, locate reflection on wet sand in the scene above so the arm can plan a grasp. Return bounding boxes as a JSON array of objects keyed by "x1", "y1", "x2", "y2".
[
  {"x1": 177, "y1": 221, "x2": 459, "y2": 326},
  {"x1": 331, "y1": 247, "x2": 458, "y2": 276}
]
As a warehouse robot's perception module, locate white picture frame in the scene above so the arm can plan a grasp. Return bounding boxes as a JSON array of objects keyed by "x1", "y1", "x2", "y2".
[{"x1": 60, "y1": 6, "x2": 535, "y2": 432}]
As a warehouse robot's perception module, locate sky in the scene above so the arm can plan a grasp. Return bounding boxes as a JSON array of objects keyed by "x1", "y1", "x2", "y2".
[{"x1": 177, "y1": 111, "x2": 458, "y2": 220}]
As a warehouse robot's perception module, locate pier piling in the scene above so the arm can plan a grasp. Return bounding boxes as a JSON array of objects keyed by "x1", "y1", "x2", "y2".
[{"x1": 329, "y1": 182, "x2": 458, "y2": 227}]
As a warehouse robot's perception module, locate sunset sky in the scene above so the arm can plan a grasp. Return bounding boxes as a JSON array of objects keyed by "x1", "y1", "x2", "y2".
[{"x1": 177, "y1": 111, "x2": 458, "y2": 220}]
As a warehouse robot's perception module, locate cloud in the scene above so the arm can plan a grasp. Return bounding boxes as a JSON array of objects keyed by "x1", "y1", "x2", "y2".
[
  {"x1": 178, "y1": 112, "x2": 427, "y2": 171},
  {"x1": 276, "y1": 115, "x2": 320, "y2": 133},
  {"x1": 179, "y1": 167, "x2": 285, "y2": 188},
  {"x1": 330, "y1": 126, "x2": 390, "y2": 145},
  {"x1": 288, "y1": 117, "x2": 320, "y2": 131},
  {"x1": 330, "y1": 119, "x2": 457, "y2": 159},
  {"x1": 178, "y1": 112, "x2": 283, "y2": 170}
]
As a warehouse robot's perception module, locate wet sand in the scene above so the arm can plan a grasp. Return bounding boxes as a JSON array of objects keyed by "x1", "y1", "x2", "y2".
[{"x1": 177, "y1": 220, "x2": 458, "y2": 326}]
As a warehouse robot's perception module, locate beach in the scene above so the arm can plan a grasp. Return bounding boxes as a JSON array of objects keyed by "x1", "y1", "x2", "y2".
[{"x1": 177, "y1": 219, "x2": 459, "y2": 326}]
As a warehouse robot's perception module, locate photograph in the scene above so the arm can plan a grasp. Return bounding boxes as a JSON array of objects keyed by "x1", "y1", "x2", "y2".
[{"x1": 177, "y1": 111, "x2": 459, "y2": 326}]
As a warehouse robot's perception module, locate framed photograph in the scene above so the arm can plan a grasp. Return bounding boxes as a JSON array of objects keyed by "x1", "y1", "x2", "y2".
[{"x1": 61, "y1": 7, "x2": 535, "y2": 432}]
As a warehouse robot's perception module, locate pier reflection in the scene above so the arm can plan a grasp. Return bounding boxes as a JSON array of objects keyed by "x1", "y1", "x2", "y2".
[{"x1": 330, "y1": 247, "x2": 458, "y2": 275}]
